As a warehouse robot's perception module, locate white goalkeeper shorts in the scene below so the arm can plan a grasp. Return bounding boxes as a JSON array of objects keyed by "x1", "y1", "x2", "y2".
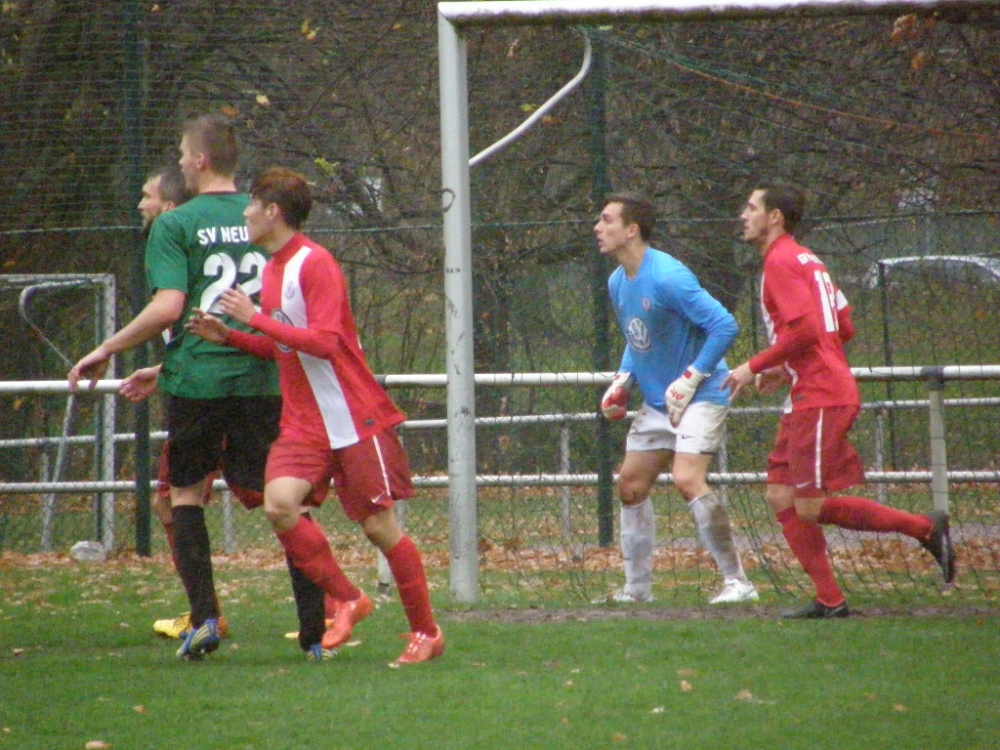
[{"x1": 625, "y1": 401, "x2": 728, "y2": 455}]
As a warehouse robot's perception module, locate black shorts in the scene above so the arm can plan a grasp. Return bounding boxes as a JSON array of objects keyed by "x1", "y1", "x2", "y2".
[{"x1": 166, "y1": 395, "x2": 281, "y2": 493}]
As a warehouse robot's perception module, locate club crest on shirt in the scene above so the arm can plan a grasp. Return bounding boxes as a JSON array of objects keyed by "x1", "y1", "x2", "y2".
[
  {"x1": 626, "y1": 316, "x2": 651, "y2": 352},
  {"x1": 642, "y1": 297, "x2": 651, "y2": 311},
  {"x1": 271, "y1": 308, "x2": 294, "y2": 353},
  {"x1": 284, "y1": 281, "x2": 296, "y2": 300}
]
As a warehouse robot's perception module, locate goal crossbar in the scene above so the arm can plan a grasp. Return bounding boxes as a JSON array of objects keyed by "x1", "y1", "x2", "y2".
[{"x1": 438, "y1": 0, "x2": 986, "y2": 26}]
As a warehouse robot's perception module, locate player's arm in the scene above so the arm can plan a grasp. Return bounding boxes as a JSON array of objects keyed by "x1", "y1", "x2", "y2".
[
  {"x1": 724, "y1": 313, "x2": 818, "y2": 399},
  {"x1": 69, "y1": 289, "x2": 185, "y2": 390},
  {"x1": 664, "y1": 275, "x2": 739, "y2": 425},
  {"x1": 119, "y1": 364, "x2": 163, "y2": 403},
  {"x1": 755, "y1": 366, "x2": 792, "y2": 395},
  {"x1": 220, "y1": 255, "x2": 348, "y2": 359},
  {"x1": 185, "y1": 308, "x2": 276, "y2": 360},
  {"x1": 836, "y1": 289, "x2": 854, "y2": 344},
  {"x1": 600, "y1": 331, "x2": 636, "y2": 420},
  {"x1": 748, "y1": 312, "x2": 819, "y2": 374},
  {"x1": 601, "y1": 371, "x2": 633, "y2": 420}
]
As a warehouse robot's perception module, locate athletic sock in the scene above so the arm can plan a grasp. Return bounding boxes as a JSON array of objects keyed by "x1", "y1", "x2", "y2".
[
  {"x1": 171, "y1": 505, "x2": 219, "y2": 626},
  {"x1": 818, "y1": 496, "x2": 932, "y2": 540},
  {"x1": 162, "y1": 520, "x2": 179, "y2": 573},
  {"x1": 299, "y1": 514, "x2": 339, "y2": 621},
  {"x1": 777, "y1": 506, "x2": 844, "y2": 607},
  {"x1": 285, "y1": 553, "x2": 327, "y2": 651},
  {"x1": 620, "y1": 498, "x2": 655, "y2": 599},
  {"x1": 689, "y1": 491, "x2": 749, "y2": 583},
  {"x1": 275, "y1": 515, "x2": 360, "y2": 603},
  {"x1": 385, "y1": 535, "x2": 436, "y2": 636}
]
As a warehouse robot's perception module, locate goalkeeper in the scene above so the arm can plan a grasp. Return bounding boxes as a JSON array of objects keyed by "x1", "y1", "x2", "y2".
[{"x1": 593, "y1": 192, "x2": 757, "y2": 605}]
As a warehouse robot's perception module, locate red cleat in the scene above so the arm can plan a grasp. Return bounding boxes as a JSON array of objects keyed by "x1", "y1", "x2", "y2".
[
  {"x1": 391, "y1": 626, "x2": 445, "y2": 666},
  {"x1": 321, "y1": 592, "x2": 373, "y2": 649}
]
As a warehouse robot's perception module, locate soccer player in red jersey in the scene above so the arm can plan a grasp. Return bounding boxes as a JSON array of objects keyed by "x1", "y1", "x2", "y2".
[
  {"x1": 724, "y1": 182, "x2": 955, "y2": 618},
  {"x1": 187, "y1": 167, "x2": 443, "y2": 664}
]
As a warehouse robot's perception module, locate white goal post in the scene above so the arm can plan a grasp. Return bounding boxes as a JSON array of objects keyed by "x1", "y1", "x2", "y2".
[{"x1": 436, "y1": 0, "x2": 991, "y2": 602}]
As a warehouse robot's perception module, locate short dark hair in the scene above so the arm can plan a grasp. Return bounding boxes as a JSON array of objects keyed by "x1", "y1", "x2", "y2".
[
  {"x1": 182, "y1": 114, "x2": 239, "y2": 176},
  {"x1": 149, "y1": 165, "x2": 192, "y2": 206},
  {"x1": 756, "y1": 182, "x2": 805, "y2": 234},
  {"x1": 604, "y1": 191, "x2": 656, "y2": 242},
  {"x1": 249, "y1": 167, "x2": 313, "y2": 230}
]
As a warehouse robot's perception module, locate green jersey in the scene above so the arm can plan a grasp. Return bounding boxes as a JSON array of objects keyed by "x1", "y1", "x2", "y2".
[{"x1": 145, "y1": 192, "x2": 279, "y2": 399}]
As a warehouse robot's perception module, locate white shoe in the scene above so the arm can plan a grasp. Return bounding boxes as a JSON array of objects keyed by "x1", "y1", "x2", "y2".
[
  {"x1": 591, "y1": 586, "x2": 654, "y2": 604},
  {"x1": 709, "y1": 579, "x2": 759, "y2": 604}
]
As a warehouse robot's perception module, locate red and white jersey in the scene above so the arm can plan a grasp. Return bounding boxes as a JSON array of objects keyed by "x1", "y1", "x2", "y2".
[
  {"x1": 228, "y1": 233, "x2": 404, "y2": 448},
  {"x1": 749, "y1": 233, "x2": 859, "y2": 412}
]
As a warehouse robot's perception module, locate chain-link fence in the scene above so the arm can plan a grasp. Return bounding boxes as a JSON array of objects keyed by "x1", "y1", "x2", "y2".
[{"x1": 1, "y1": 3, "x2": 999, "y2": 604}]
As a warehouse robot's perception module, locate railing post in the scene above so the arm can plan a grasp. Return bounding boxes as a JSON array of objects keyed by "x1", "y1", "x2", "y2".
[
  {"x1": 560, "y1": 422, "x2": 572, "y2": 540},
  {"x1": 873, "y1": 407, "x2": 887, "y2": 505},
  {"x1": 927, "y1": 375, "x2": 949, "y2": 514}
]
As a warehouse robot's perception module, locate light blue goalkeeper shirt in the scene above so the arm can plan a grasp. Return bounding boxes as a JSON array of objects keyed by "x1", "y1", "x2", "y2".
[{"x1": 609, "y1": 247, "x2": 737, "y2": 411}]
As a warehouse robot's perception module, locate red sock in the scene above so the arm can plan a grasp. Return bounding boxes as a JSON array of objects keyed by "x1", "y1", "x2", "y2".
[
  {"x1": 777, "y1": 507, "x2": 844, "y2": 607},
  {"x1": 276, "y1": 516, "x2": 360, "y2": 603},
  {"x1": 819, "y1": 496, "x2": 932, "y2": 540},
  {"x1": 384, "y1": 536, "x2": 436, "y2": 635},
  {"x1": 324, "y1": 595, "x2": 338, "y2": 619}
]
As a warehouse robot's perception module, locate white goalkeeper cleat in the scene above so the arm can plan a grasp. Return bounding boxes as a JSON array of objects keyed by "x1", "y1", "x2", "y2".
[
  {"x1": 709, "y1": 579, "x2": 759, "y2": 604},
  {"x1": 591, "y1": 586, "x2": 654, "y2": 604}
]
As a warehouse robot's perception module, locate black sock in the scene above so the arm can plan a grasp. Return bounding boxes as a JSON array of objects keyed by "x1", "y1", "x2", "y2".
[
  {"x1": 286, "y1": 552, "x2": 327, "y2": 650},
  {"x1": 171, "y1": 505, "x2": 218, "y2": 627}
]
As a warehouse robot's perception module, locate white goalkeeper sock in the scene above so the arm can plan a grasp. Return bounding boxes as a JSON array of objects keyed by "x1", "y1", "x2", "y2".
[
  {"x1": 620, "y1": 498, "x2": 655, "y2": 599},
  {"x1": 689, "y1": 492, "x2": 748, "y2": 584}
]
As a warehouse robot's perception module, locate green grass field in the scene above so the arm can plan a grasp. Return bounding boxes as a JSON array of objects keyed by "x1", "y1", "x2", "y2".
[{"x1": 2, "y1": 557, "x2": 998, "y2": 750}]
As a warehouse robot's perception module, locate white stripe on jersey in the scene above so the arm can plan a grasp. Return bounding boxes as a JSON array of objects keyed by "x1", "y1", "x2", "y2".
[{"x1": 281, "y1": 246, "x2": 361, "y2": 448}]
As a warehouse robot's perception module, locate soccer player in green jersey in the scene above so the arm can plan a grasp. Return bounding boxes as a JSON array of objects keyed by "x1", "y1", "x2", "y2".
[{"x1": 69, "y1": 116, "x2": 328, "y2": 660}]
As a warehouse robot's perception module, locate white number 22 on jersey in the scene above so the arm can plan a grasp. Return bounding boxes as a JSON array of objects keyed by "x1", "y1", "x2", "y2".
[
  {"x1": 814, "y1": 269, "x2": 840, "y2": 333},
  {"x1": 200, "y1": 251, "x2": 267, "y2": 314}
]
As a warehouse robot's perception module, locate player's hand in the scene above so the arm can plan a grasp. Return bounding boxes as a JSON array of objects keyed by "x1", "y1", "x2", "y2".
[
  {"x1": 119, "y1": 365, "x2": 161, "y2": 403},
  {"x1": 722, "y1": 362, "x2": 755, "y2": 400},
  {"x1": 755, "y1": 367, "x2": 790, "y2": 396},
  {"x1": 665, "y1": 366, "x2": 706, "y2": 426},
  {"x1": 215, "y1": 286, "x2": 255, "y2": 325},
  {"x1": 601, "y1": 371, "x2": 634, "y2": 420},
  {"x1": 185, "y1": 309, "x2": 230, "y2": 344},
  {"x1": 68, "y1": 347, "x2": 111, "y2": 391}
]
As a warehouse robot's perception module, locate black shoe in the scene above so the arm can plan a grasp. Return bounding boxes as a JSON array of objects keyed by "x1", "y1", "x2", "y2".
[
  {"x1": 781, "y1": 599, "x2": 850, "y2": 619},
  {"x1": 921, "y1": 511, "x2": 955, "y2": 584}
]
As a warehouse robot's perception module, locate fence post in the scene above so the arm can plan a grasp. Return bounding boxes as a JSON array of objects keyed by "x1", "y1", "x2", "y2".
[
  {"x1": 927, "y1": 376, "x2": 949, "y2": 514},
  {"x1": 873, "y1": 407, "x2": 887, "y2": 505},
  {"x1": 587, "y1": 35, "x2": 615, "y2": 548},
  {"x1": 560, "y1": 422, "x2": 572, "y2": 540}
]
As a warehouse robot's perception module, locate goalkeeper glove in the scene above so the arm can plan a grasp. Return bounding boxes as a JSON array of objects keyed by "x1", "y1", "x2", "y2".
[
  {"x1": 601, "y1": 371, "x2": 634, "y2": 420},
  {"x1": 665, "y1": 366, "x2": 706, "y2": 427}
]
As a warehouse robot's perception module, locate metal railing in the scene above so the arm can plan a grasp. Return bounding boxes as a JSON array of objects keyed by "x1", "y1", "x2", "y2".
[{"x1": 2, "y1": 365, "x2": 999, "y2": 596}]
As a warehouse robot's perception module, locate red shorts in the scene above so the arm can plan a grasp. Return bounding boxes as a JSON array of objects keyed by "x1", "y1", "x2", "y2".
[
  {"x1": 767, "y1": 405, "x2": 865, "y2": 497},
  {"x1": 265, "y1": 429, "x2": 415, "y2": 521}
]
